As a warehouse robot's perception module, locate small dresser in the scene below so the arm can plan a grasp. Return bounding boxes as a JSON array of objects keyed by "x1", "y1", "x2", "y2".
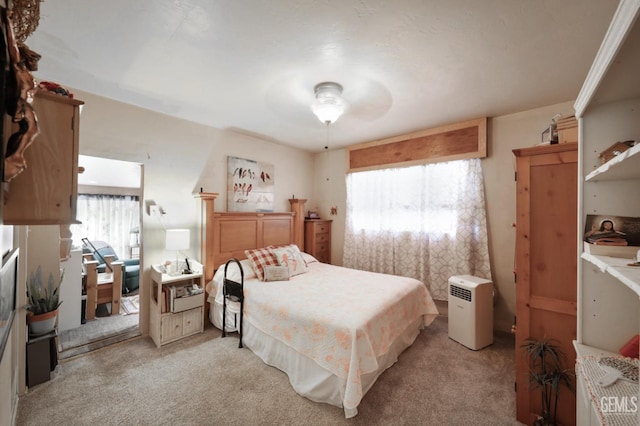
[{"x1": 304, "y1": 219, "x2": 332, "y2": 264}]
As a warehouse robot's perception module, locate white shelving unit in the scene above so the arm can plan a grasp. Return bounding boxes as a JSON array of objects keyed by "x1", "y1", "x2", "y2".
[
  {"x1": 573, "y1": 1, "x2": 640, "y2": 424},
  {"x1": 149, "y1": 260, "x2": 205, "y2": 347},
  {"x1": 580, "y1": 253, "x2": 640, "y2": 297},
  {"x1": 584, "y1": 143, "x2": 640, "y2": 182}
]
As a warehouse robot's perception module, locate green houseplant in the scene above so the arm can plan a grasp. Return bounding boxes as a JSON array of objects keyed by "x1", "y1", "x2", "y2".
[
  {"x1": 25, "y1": 266, "x2": 63, "y2": 335},
  {"x1": 522, "y1": 337, "x2": 575, "y2": 426}
]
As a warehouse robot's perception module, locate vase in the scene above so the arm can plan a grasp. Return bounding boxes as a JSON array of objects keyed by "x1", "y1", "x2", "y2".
[{"x1": 28, "y1": 309, "x2": 58, "y2": 336}]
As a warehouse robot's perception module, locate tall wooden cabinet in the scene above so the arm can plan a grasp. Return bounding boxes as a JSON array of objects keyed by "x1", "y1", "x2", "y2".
[
  {"x1": 513, "y1": 142, "x2": 578, "y2": 426},
  {"x1": 572, "y1": 1, "x2": 640, "y2": 424},
  {"x1": 3, "y1": 90, "x2": 83, "y2": 225},
  {"x1": 304, "y1": 219, "x2": 331, "y2": 264}
]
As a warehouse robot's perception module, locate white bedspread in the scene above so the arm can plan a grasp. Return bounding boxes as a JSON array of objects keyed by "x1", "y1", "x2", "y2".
[{"x1": 208, "y1": 258, "x2": 438, "y2": 415}]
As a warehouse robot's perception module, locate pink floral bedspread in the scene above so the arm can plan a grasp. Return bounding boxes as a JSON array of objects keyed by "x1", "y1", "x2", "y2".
[{"x1": 238, "y1": 261, "x2": 438, "y2": 411}]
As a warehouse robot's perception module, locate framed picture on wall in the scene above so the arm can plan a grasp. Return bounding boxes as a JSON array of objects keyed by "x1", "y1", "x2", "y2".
[{"x1": 227, "y1": 156, "x2": 274, "y2": 212}]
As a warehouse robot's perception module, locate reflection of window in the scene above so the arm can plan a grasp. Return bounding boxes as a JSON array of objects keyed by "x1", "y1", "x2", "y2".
[{"x1": 70, "y1": 194, "x2": 140, "y2": 258}]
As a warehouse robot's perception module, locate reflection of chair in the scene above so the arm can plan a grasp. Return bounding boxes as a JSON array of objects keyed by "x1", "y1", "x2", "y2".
[
  {"x1": 82, "y1": 238, "x2": 139, "y2": 294},
  {"x1": 83, "y1": 255, "x2": 123, "y2": 320}
]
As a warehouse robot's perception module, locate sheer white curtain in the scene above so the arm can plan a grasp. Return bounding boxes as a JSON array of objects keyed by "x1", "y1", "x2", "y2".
[
  {"x1": 70, "y1": 194, "x2": 140, "y2": 259},
  {"x1": 343, "y1": 159, "x2": 491, "y2": 300}
]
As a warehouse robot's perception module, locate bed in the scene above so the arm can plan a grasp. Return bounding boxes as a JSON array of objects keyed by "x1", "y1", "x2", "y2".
[{"x1": 197, "y1": 194, "x2": 439, "y2": 418}]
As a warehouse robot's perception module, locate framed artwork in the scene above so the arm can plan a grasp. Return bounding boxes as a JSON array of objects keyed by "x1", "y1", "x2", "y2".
[
  {"x1": 584, "y1": 214, "x2": 640, "y2": 246},
  {"x1": 0, "y1": 248, "x2": 19, "y2": 362},
  {"x1": 227, "y1": 156, "x2": 274, "y2": 212}
]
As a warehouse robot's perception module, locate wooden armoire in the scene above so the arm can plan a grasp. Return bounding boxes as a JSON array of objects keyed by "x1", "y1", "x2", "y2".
[{"x1": 513, "y1": 142, "x2": 578, "y2": 426}]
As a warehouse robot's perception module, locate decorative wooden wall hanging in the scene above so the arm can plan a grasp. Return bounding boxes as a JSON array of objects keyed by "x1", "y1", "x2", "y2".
[{"x1": 347, "y1": 117, "x2": 487, "y2": 173}]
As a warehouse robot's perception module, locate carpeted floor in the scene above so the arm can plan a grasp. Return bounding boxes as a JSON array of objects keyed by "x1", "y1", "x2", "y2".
[
  {"x1": 58, "y1": 296, "x2": 141, "y2": 359},
  {"x1": 17, "y1": 316, "x2": 521, "y2": 425}
]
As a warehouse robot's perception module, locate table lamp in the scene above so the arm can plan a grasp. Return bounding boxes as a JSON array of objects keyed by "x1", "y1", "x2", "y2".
[{"x1": 165, "y1": 229, "x2": 190, "y2": 275}]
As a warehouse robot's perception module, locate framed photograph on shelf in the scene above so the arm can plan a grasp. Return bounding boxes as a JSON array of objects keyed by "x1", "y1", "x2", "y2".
[
  {"x1": 583, "y1": 215, "x2": 640, "y2": 258},
  {"x1": 584, "y1": 215, "x2": 640, "y2": 245}
]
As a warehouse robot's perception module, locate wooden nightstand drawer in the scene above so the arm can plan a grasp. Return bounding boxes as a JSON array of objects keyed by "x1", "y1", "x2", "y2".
[
  {"x1": 304, "y1": 219, "x2": 332, "y2": 264},
  {"x1": 315, "y1": 223, "x2": 330, "y2": 233},
  {"x1": 314, "y1": 246, "x2": 330, "y2": 263},
  {"x1": 315, "y1": 232, "x2": 329, "y2": 243},
  {"x1": 315, "y1": 242, "x2": 330, "y2": 254}
]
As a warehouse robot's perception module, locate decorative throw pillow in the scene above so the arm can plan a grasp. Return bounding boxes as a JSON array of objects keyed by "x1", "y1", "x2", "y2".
[
  {"x1": 272, "y1": 244, "x2": 308, "y2": 265},
  {"x1": 263, "y1": 265, "x2": 290, "y2": 282},
  {"x1": 288, "y1": 243, "x2": 306, "y2": 260},
  {"x1": 244, "y1": 247, "x2": 279, "y2": 281},
  {"x1": 272, "y1": 245, "x2": 308, "y2": 277}
]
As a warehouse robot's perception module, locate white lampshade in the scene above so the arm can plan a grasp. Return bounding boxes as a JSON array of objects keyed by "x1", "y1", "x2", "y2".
[
  {"x1": 165, "y1": 229, "x2": 190, "y2": 251},
  {"x1": 311, "y1": 82, "x2": 347, "y2": 124}
]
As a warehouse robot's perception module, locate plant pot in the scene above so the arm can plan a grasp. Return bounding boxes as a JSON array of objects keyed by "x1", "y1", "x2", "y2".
[{"x1": 27, "y1": 309, "x2": 58, "y2": 336}]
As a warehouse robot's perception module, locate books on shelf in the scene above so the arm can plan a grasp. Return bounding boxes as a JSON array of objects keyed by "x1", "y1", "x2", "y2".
[{"x1": 161, "y1": 287, "x2": 168, "y2": 313}]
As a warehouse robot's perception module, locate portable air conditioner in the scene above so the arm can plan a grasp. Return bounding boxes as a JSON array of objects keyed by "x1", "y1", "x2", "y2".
[{"x1": 448, "y1": 275, "x2": 493, "y2": 350}]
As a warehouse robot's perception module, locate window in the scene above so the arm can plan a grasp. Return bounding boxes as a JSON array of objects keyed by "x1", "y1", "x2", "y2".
[
  {"x1": 70, "y1": 194, "x2": 140, "y2": 259},
  {"x1": 344, "y1": 159, "x2": 491, "y2": 300},
  {"x1": 346, "y1": 161, "x2": 467, "y2": 236}
]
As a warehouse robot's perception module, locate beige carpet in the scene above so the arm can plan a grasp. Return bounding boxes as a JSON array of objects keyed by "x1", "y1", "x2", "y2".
[
  {"x1": 17, "y1": 316, "x2": 520, "y2": 425},
  {"x1": 58, "y1": 306, "x2": 140, "y2": 359}
]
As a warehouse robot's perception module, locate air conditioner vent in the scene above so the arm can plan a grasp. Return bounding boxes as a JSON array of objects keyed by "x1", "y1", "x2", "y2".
[
  {"x1": 448, "y1": 275, "x2": 493, "y2": 350},
  {"x1": 450, "y1": 284, "x2": 472, "y2": 302}
]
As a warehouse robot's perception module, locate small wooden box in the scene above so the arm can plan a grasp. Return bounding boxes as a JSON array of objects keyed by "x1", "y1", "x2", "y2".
[
  {"x1": 556, "y1": 116, "x2": 578, "y2": 144},
  {"x1": 558, "y1": 127, "x2": 578, "y2": 144},
  {"x1": 599, "y1": 140, "x2": 635, "y2": 164}
]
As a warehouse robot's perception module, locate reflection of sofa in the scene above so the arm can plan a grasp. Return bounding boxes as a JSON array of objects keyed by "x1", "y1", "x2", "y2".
[{"x1": 82, "y1": 240, "x2": 139, "y2": 294}]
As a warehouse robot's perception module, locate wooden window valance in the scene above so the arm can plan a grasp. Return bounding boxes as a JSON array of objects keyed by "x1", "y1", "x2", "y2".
[{"x1": 346, "y1": 117, "x2": 487, "y2": 173}]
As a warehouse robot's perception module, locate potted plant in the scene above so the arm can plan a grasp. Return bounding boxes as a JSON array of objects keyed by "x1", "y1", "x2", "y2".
[
  {"x1": 25, "y1": 266, "x2": 63, "y2": 335},
  {"x1": 522, "y1": 337, "x2": 575, "y2": 426}
]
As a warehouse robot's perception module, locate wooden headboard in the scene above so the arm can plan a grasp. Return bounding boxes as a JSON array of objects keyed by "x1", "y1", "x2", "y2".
[{"x1": 196, "y1": 193, "x2": 305, "y2": 283}]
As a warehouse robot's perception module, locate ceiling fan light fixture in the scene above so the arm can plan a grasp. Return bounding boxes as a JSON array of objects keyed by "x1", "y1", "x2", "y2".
[{"x1": 311, "y1": 82, "x2": 347, "y2": 124}]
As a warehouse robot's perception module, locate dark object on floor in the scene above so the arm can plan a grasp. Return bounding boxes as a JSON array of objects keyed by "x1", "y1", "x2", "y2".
[
  {"x1": 222, "y1": 258, "x2": 244, "y2": 348},
  {"x1": 81, "y1": 295, "x2": 86, "y2": 324},
  {"x1": 27, "y1": 329, "x2": 58, "y2": 387},
  {"x1": 82, "y1": 238, "x2": 139, "y2": 293}
]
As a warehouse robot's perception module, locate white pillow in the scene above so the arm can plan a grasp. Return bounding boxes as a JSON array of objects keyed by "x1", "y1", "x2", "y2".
[
  {"x1": 218, "y1": 258, "x2": 256, "y2": 281},
  {"x1": 263, "y1": 265, "x2": 290, "y2": 281},
  {"x1": 272, "y1": 246, "x2": 308, "y2": 276},
  {"x1": 300, "y1": 252, "x2": 318, "y2": 264}
]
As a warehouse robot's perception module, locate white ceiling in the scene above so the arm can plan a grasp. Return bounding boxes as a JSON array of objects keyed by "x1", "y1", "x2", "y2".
[
  {"x1": 26, "y1": 1, "x2": 618, "y2": 152},
  {"x1": 77, "y1": 155, "x2": 141, "y2": 188}
]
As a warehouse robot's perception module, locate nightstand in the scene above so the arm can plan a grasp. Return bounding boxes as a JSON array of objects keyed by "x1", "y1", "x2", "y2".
[
  {"x1": 304, "y1": 219, "x2": 332, "y2": 263},
  {"x1": 150, "y1": 261, "x2": 205, "y2": 347}
]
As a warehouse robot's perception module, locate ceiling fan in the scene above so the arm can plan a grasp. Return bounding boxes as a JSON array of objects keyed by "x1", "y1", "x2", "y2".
[{"x1": 264, "y1": 73, "x2": 393, "y2": 127}]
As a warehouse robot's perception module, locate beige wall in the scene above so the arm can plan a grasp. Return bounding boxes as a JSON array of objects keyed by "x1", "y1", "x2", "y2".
[
  {"x1": 314, "y1": 101, "x2": 576, "y2": 332},
  {"x1": 71, "y1": 88, "x2": 316, "y2": 338}
]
